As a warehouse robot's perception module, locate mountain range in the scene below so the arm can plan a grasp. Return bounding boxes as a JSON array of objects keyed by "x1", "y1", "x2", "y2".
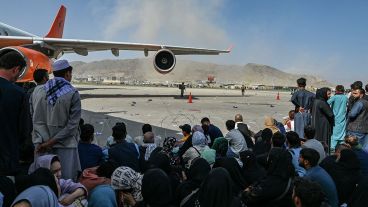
[{"x1": 70, "y1": 58, "x2": 332, "y2": 87}]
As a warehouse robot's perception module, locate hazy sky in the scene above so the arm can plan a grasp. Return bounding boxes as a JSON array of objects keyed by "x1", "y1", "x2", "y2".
[{"x1": 1, "y1": 0, "x2": 368, "y2": 85}]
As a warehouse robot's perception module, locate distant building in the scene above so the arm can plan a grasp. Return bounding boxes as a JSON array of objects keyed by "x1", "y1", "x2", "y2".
[
  {"x1": 102, "y1": 79, "x2": 121, "y2": 84},
  {"x1": 250, "y1": 84, "x2": 266, "y2": 90}
]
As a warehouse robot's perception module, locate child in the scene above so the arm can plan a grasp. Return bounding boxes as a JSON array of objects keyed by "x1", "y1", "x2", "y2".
[{"x1": 78, "y1": 124, "x2": 104, "y2": 170}]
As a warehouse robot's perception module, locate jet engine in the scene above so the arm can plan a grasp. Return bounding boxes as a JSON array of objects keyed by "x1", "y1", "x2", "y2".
[
  {"x1": 153, "y1": 49, "x2": 176, "y2": 74},
  {"x1": 0, "y1": 46, "x2": 52, "y2": 82}
]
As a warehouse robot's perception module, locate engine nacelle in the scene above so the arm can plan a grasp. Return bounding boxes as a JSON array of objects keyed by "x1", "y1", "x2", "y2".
[
  {"x1": 153, "y1": 49, "x2": 176, "y2": 74},
  {"x1": 0, "y1": 46, "x2": 52, "y2": 82}
]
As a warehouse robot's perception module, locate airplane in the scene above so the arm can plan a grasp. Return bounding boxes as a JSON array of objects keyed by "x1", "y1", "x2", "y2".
[{"x1": 0, "y1": 5, "x2": 230, "y2": 82}]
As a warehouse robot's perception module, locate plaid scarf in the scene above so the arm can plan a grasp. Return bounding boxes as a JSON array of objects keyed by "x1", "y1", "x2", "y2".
[{"x1": 44, "y1": 77, "x2": 75, "y2": 106}]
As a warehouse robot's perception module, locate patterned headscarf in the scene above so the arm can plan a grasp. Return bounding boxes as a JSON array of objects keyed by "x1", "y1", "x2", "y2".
[
  {"x1": 111, "y1": 166, "x2": 143, "y2": 202},
  {"x1": 163, "y1": 137, "x2": 176, "y2": 153},
  {"x1": 162, "y1": 137, "x2": 181, "y2": 166}
]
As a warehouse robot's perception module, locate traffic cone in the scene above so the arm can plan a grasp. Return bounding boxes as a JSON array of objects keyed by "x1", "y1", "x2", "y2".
[
  {"x1": 276, "y1": 92, "x2": 280, "y2": 100},
  {"x1": 188, "y1": 92, "x2": 193, "y2": 103}
]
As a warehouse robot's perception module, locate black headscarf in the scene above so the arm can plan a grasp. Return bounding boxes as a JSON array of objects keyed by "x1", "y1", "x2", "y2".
[
  {"x1": 319, "y1": 155, "x2": 337, "y2": 174},
  {"x1": 241, "y1": 149, "x2": 294, "y2": 207},
  {"x1": 213, "y1": 157, "x2": 248, "y2": 193},
  {"x1": 0, "y1": 176, "x2": 16, "y2": 207},
  {"x1": 322, "y1": 149, "x2": 361, "y2": 204},
  {"x1": 198, "y1": 168, "x2": 234, "y2": 207},
  {"x1": 188, "y1": 157, "x2": 211, "y2": 184},
  {"x1": 240, "y1": 150, "x2": 258, "y2": 170},
  {"x1": 141, "y1": 168, "x2": 172, "y2": 207},
  {"x1": 253, "y1": 128, "x2": 272, "y2": 155},
  {"x1": 338, "y1": 149, "x2": 360, "y2": 170},
  {"x1": 240, "y1": 150, "x2": 266, "y2": 184},
  {"x1": 15, "y1": 168, "x2": 59, "y2": 198},
  {"x1": 316, "y1": 87, "x2": 330, "y2": 102},
  {"x1": 148, "y1": 150, "x2": 171, "y2": 174},
  {"x1": 261, "y1": 128, "x2": 273, "y2": 142},
  {"x1": 266, "y1": 148, "x2": 294, "y2": 180},
  {"x1": 348, "y1": 176, "x2": 368, "y2": 207},
  {"x1": 148, "y1": 149, "x2": 181, "y2": 201},
  {"x1": 176, "y1": 158, "x2": 211, "y2": 206}
]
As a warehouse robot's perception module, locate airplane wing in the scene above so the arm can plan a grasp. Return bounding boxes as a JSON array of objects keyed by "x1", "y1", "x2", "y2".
[
  {"x1": 0, "y1": 36, "x2": 230, "y2": 57},
  {"x1": 0, "y1": 36, "x2": 33, "y2": 48}
]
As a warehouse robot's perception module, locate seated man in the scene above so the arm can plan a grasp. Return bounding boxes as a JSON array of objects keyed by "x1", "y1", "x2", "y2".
[
  {"x1": 299, "y1": 148, "x2": 338, "y2": 207},
  {"x1": 138, "y1": 132, "x2": 158, "y2": 172},
  {"x1": 292, "y1": 177, "x2": 327, "y2": 207},
  {"x1": 78, "y1": 124, "x2": 104, "y2": 170},
  {"x1": 225, "y1": 120, "x2": 248, "y2": 158},
  {"x1": 301, "y1": 125, "x2": 326, "y2": 163},
  {"x1": 235, "y1": 114, "x2": 254, "y2": 149},
  {"x1": 105, "y1": 122, "x2": 134, "y2": 148},
  {"x1": 108, "y1": 123, "x2": 140, "y2": 172},
  {"x1": 201, "y1": 117, "x2": 223, "y2": 147},
  {"x1": 178, "y1": 124, "x2": 193, "y2": 157},
  {"x1": 345, "y1": 134, "x2": 368, "y2": 176},
  {"x1": 134, "y1": 123, "x2": 162, "y2": 147},
  {"x1": 286, "y1": 131, "x2": 306, "y2": 177}
]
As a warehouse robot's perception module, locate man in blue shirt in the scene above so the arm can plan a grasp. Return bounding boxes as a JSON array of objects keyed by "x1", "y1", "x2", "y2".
[
  {"x1": 108, "y1": 123, "x2": 140, "y2": 172},
  {"x1": 286, "y1": 131, "x2": 306, "y2": 177},
  {"x1": 299, "y1": 148, "x2": 338, "y2": 207},
  {"x1": 291, "y1": 78, "x2": 315, "y2": 138},
  {"x1": 201, "y1": 117, "x2": 223, "y2": 147},
  {"x1": 78, "y1": 124, "x2": 104, "y2": 170},
  {"x1": 292, "y1": 177, "x2": 326, "y2": 207}
]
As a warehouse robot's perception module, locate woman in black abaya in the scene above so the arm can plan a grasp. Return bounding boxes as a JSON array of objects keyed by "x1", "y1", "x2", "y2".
[
  {"x1": 311, "y1": 87, "x2": 334, "y2": 149},
  {"x1": 197, "y1": 167, "x2": 242, "y2": 207},
  {"x1": 321, "y1": 149, "x2": 361, "y2": 205},
  {"x1": 176, "y1": 158, "x2": 211, "y2": 207},
  {"x1": 242, "y1": 148, "x2": 295, "y2": 207},
  {"x1": 213, "y1": 157, "x2": 248, "y2": 195}
]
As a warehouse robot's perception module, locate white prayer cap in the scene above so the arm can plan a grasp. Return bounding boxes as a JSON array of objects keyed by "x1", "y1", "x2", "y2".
[{"x1": 53, "y1": 59, "x2": 72, "y2": 72}]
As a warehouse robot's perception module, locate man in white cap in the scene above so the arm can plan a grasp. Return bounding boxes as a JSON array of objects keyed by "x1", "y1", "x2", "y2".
[{"x1": 30, "y1": 59, "x2": 81, "y2": 180}]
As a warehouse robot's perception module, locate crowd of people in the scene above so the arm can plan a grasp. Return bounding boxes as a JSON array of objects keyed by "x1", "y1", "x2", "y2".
[{"x1": 0, "y1": 51, "x2": 368, "y2": 207}]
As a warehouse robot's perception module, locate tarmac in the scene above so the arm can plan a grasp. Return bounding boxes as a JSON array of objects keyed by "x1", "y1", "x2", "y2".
[{"x1": 78, "y1": 84, "x2": 294, "y2": 146}]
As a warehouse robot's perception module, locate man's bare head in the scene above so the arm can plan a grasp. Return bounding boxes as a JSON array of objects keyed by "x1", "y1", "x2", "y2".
[
  {"x1": 345, "y1": 135, "x2": 359, "y2": 147},
  {"x1": 235, "y1": 114, "x2": 243, "y2": 122},
  {"x1": 143, "y1": 132, "x2": 155, "y2": 143},
  {"x1": 0, "y1": 50, "x2": 26, "y2": 82}
]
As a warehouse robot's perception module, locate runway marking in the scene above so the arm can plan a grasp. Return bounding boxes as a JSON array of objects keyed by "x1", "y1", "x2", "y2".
[
  {"x1": 188, "y1": 109, "x2": 201, "y2": 112},
  {"x1": 224, "y1": 102, "x2": 278, "y2": 106}
]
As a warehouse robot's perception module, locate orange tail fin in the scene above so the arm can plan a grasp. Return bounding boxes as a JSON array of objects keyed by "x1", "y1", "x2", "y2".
[{"x1": 45, "y1": 5, "x2": 66, "y2": 38}]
